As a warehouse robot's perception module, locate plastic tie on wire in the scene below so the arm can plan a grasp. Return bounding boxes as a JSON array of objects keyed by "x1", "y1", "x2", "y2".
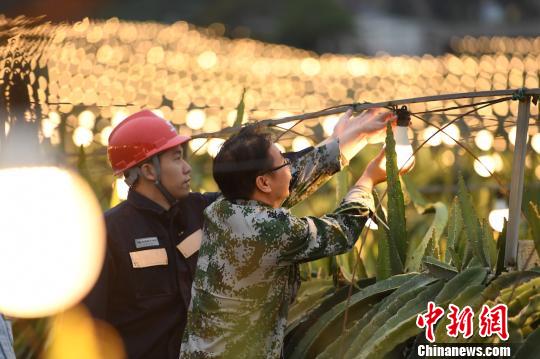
[{"x1": 512, "y1": 87, "x2": 526, "y2": 101}]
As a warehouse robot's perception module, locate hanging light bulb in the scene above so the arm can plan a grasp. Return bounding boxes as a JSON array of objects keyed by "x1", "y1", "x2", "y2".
[
  {"x1": 379, "y1": 106, "x2": 415, "y2": 171},
  {"x1": 394, "y1": 106, "x2": 415, "y2": 170},
  {"x1": 488, "y1": 193, "x2": 509, "y2": 233},
  {"x1": 0, "y1": 121, "x2": 105, "y2": 318}
]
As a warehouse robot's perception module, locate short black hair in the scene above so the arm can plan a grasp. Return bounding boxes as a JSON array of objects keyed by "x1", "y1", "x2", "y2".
[{"x1": 213, "y1": 125, "x2": 274, "y2": 201}]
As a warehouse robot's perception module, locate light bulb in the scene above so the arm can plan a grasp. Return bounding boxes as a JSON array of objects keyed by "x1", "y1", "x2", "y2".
[
  {"x1": 488, "y1": 197, "x2": 509, "y2": 233},
  {"x1": 0, "y1": 167, "x2": 106, "y2": 317},
  {"x1": 379, "y1": 107, "x2": 415, "y2": 171},
  {"x1": 395, "y1": 125, "x2": 415, "y2": 169}
]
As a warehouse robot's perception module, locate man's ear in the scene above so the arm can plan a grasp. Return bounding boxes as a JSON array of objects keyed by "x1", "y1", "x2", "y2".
[
  {"x1": 255, "y1": 174, "x2": 272, "y2": 193},
  {"x1": 140, "y1": 163, "x2": 157, "y2": 181}
]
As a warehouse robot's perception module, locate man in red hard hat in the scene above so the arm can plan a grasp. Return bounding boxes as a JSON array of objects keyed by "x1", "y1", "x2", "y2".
[
  {"x1": 84, "y1": 110, "x2": 213, "y2": 359},
  {"x1": 84, "y1": 108, "x2": 395, "y2": 359}
]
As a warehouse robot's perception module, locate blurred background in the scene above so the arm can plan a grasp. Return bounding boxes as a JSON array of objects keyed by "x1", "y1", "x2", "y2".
[
  {"x1": 2, "y1": 0, "x2": 540, "y2": 54},
  {"x1": 1, "y1": 1, "x2": 540, "y2": 357}
]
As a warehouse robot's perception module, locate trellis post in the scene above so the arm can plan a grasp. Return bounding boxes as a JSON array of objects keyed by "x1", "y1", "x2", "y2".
[{"x1": 504, "y1": 95, "x2": 531, "y2": 268}]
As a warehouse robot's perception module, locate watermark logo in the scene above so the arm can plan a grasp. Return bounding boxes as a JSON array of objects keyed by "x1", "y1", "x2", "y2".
[
  {"x1": 416, "y1": 301, "x2": 444, "y2": 342},
  {"x1": 416, "y1": 301, "x2": 509, "y2": 342}
]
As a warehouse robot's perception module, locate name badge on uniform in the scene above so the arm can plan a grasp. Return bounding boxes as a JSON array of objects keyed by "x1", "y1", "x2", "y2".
[
  {"x1": 134, "y1": 236, "x2": 160, "y2": 249},
  {"x1": 177, "y1": 229, "x2": 202, "y2": 258},
  {"x1": 129, "y1": 248, "x2": 168, "y2": 268}
]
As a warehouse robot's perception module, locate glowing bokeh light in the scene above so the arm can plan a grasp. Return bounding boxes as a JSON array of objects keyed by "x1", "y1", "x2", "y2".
[
  {"x1": 473, "y1": 155, "x2": 496, "y2": 177},
  {"x1": 441, "y1": 124, "x2": 460, "y2": 146},
  {"x1": 422, "y1": 127, "x2": 443, "y2": 147},
  {"x1": 73, "y1": 127, "x2": 94, "y2": 147},
  {"x1": 188, "y1": 138, "x2": 208, "y2": 154},
  {"x1": 207, "y1": 138, "x2": 225, "y2": 158},
  {"x1": 0, "y1": 167, "x2": 105, "y2": 317},
  {"x1": 100, "y1": 126, "x2": 113, "y2": 146},
  {"x1": 488, "y1": 198, "x2": 509, "y2": 233},
  {"x1": 474, "y1": 129, "x2": 494, "y2": 151},
  {"x1": 78, "y1": 110, "x2": 96, "y2": 129},
  {"x1": 531, "y1": 133, "x2": 540, "y2": 154},
  {"x1": 186, "y1": 109, "x2": 206, "y2": 130}
]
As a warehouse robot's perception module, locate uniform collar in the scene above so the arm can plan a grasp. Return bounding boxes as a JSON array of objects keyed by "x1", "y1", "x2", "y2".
[
  {"x1": 127, "y1": 189, "x2": 170, "y2": 215},
  {"x1": 231, "y1": 198, "x2": 274, "y2": 209}
]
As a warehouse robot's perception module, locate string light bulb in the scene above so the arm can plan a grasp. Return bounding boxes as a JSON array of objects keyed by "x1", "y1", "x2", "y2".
[
  {"x1": 379, "y1": 106, "x2": 415, "y2": 172},
  {"x1": 394, "y1": 106, "x2": 415, "y2": 170}
]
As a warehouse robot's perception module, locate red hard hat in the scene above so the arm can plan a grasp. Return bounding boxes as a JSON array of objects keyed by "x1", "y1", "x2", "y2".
[{"x1": 107, "y1": 110, "x2": 191, "y2": 175}]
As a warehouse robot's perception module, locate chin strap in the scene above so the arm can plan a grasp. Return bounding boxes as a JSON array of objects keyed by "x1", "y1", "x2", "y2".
[{"x1": 151, "y1": 155, "x2": 179, "y2": 207}]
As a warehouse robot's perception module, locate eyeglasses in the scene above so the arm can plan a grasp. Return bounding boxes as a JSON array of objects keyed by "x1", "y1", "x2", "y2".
[{"x1": 261, "y1": 157, "x2": 291, "y2": 174}]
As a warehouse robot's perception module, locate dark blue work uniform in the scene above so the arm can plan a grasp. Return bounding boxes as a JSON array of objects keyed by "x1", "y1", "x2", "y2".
[{"x1": 83, "y1": 190, "x2": 219, "y2": 359}]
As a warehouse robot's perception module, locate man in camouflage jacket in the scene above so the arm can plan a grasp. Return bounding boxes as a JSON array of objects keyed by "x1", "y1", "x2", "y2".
[{"x1": 180, "y1": 110, "x2": 400, "y2": 358}]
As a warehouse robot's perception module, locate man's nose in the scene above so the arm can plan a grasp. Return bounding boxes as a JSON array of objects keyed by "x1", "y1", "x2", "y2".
[{"x1": 184, "y1": 162, "x2": 192, "y2": 175}]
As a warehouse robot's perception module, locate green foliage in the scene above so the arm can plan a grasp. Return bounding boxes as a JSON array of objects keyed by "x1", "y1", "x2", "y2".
[
  {"x1": 527, "y1": 202, "x2": 540, "y2": 260},
  {"x1": 422, "y1": 256, "x2": 458, "y2": 280},
  {"x1": 514, "y1": 327, "x2": 540, "y2": 358},
  {"x1": 457, "y1": 175, "x2": 490, "y2": 267},
  {"x1": 385, "y1": 123, "x2": 408, "y2": 264},
  {"x1": 336, "y1": 248, "x2": 366, "y2": 283},
  {"x1": 401, "y1": 173, "x2": 449, "y2": 273},
  {"x1": 434, "y1": 266, "x2": 488, "y2": 304},
  {"x1": 433, "y1": 284, "x2": 486, "y2": 343},
  {"x1": 405, "y1": 202, "x2": 448, "y2": 272},
  {"x1": 355, "y1": 281, "x2": 444, "y2": 359},
  {"x1": 288, "y1": 172, "x2": 540, "y2": 357},
  {"x1": 286, "y1": 273, "x2": 417, "y2": 358},
  {"x1": 12, "y1": 318, "x2": 48, "y2": 359},
  {"x1": 233, "y1": 88, "x2": 246, "y2": 127},
  {"x1": 287, "y1": 279, "x2": 335, "y2": 331},
  {"x1": 374, "y1": 189, "x2": 403, "y2": 280},
  {"x1": 287, "y1": 262, "x2": 540, "y2": 355},
  {"x1": 445, "y1": 197, "x2": 463, "y2": 267},
  {"x1": 496, "y1": 223, "x2": 507, "y2": 275},
  {"x1": 333, "y1": 169, "x2": 368, "y2": 281},
  {"x1": 338, "y1": 274, "x2": 437, "y2": 359}
]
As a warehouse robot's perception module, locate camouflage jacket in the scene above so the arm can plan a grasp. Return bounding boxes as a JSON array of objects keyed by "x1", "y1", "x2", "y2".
[{"x1": 180, "y1": 140, "x2": 375, "y2": 358}]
